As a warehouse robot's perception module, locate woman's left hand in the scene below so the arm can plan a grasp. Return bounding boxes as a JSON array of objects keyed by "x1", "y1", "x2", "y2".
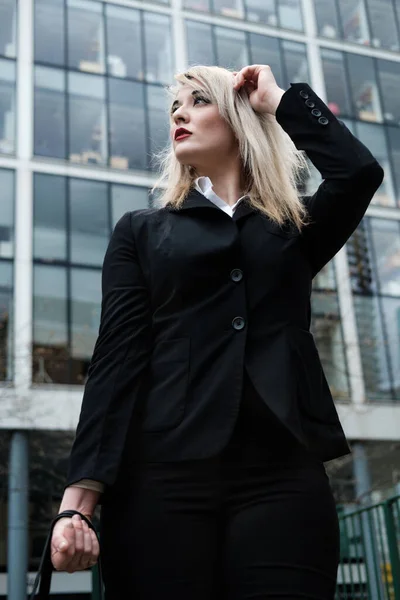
[{"x1": 233, "y1": 65, "x2": 285, "y2": 115}]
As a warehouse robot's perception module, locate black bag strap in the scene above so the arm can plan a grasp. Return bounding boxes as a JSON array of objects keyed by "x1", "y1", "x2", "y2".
[{"x1": 29, "y1": 510, "x2": 104, "y2": 600}]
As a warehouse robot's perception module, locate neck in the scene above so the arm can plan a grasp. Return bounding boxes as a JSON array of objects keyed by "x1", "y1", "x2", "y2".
[{"x1": 198, "y1": 162, "x2": 245, "y2": 207}]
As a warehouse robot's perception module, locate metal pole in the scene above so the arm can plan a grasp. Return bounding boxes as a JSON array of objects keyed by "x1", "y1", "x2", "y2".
[
  {"x1": 7, "y1": 431, "x2": 29, "y2": 600},
  {"x1": 353, "y1": 442, "x2": 385, "y2": 599}
]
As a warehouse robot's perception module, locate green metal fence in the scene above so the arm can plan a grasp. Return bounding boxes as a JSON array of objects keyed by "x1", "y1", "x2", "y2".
[
  {"x1": 91, "y1": 495, "x2": 400, "y2": 600},
  {"x1": 336, "y1": 495, "x2": 400, "y2": 599}
]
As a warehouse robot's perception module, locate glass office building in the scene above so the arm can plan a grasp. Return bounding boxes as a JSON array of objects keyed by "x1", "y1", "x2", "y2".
[{"x1": 1, "y1": 0, "x2": 400, "y2": 595}]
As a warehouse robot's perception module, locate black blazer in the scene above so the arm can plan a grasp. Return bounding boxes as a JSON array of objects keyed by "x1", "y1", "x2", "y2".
[{"x1": 66, "y1": 83, "x2": 384, "y2": 490}]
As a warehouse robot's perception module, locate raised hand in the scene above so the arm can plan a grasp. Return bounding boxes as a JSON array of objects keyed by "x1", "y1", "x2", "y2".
[{"x1": 233, "y1": 65, "x2": 285, "y2": 115}]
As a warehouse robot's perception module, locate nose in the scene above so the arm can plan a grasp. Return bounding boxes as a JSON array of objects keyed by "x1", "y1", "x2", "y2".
[{"x1": 173, "y1": 104, "x2": 189, "y2": 124}]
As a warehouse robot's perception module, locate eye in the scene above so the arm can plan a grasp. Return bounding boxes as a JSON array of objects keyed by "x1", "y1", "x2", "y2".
[{"x1": 194, "y1": 96, "x2": 210, "y2": 106}]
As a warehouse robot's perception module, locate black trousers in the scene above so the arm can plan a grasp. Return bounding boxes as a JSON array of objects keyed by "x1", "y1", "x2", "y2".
[{"x1": 100, "y1": 374, "x2": 340, "y2": 599}]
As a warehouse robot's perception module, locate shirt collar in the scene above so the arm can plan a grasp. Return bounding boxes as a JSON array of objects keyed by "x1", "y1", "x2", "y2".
[{"x1": 194, "y1": 176, "x2": 246, "y2": 216}]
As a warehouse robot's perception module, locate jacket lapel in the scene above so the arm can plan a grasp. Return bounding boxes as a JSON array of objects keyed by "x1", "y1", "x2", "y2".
[{"x1": 167, "y1": 189, "x2": 256, "y2": 221}]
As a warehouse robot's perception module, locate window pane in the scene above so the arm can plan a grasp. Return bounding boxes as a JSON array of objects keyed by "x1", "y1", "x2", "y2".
[
  {"x1": 0, "y1": 58, "x2": 15, "y2": 155},
  {"x1": 348, "y1": 221, "x2": 378, "y2": 295},
  {"x1": 282, "y1": 41, "x2": 309, "y2": 87},
  {"x1": 68, "y1": 72, "x2": 107, "y2": 165},
  {"x1": 354, "y1": 294, "x2": 392, "y2": 401},
  {"x1": 314, "y1": 0, "x2": 340, "y2": 38},
  {"x1": 69, "y1": 178, "x2": 109, "y2": 266},
  {"x1": 0, "y1": 0, "x2": 17, "y2": 58},
  {"x1": 377, "y1": 59, "x2": 400, "y2": 127},
  {"x1": 338, "y1": 0, "x2": 370, "y2": 44},
  {"x1": 108, "y1": 79, "x2": 147, "y2": 170},
  {"x1": 33, "y1": 174, "x2": 67, "y2": 261},
  {"x1": 313, "y1": 261, "x2": 336, "y2": 291},
  {"x1": 111, "y1": 185, "x2": 149, "y2": 228},
  {"x1": 70, "y1": 268, "x2": 101, "y2": 384},
  {"x1": 33, "y1": 265, "x2": 69, "y2": 384},
  {"x1": 321, "y1": 49, "x2": 352, "y2": 118},
  {"x1": 369, "y1": 218, "x2": 400, "y2": 296},
  {"x1": 278, "y1": 0, "x2": 303, "y2": 31},
  {"x1": 245, "y1": 0, "x2": 277, "y2": 25},
  {"x1": 346, "y1": 53, "x2": 382, "y2": 123},
  {"x1": 34, "y1": 67, "x2": 66, "y2": 159},
  {"x1": 186, "y1": 21, "x2": 214, "y2": 66},
  {"x1": 0, "y1": 169, "x2": 14, "y2": 259},
  {"x1": 105, "y1": 5, "x2": 143, "y2": 80},
  {"x1": 184, "y1": 0, "x2": 211, "y2": 10},
  {"x1": 0, "y1": 261, "x2": 13, "y2": 381},
  {"x1": 67, "y1": 0, "x2": 105, "y2": 74},
  {"x1": 143, "y1": 13, "x2": 173, "y2": 84},
  {"x1": 249, "y1": 34, "x2": 283, "y2": 87},
  {"x1": 387, "y1": 126, "x2": 400, "y2": 207},
  {"x1": 311, "y1": 292, "x2": 349, "y2": 399},
  {"x1": 380, "y1": 297, "x2": 400, "y2": 400},
  {"x1": 366, "y1": 0, "x2": 399, "y2": 51},
  {"x1": 215, "y1": 27, "x2": 249, "y2": 70},
  {"x1": 214, "y1": 0, "x2": 244, "y2": 19},
  {"x1": 354, "y1": 122, "x2": 395, "y2": 207},
  {"x1": 34, "y1": 0, "x2": 65, "y2": 66},
  {"x1": 147, "y1": 84, "x2": 170, "y2": 166}
]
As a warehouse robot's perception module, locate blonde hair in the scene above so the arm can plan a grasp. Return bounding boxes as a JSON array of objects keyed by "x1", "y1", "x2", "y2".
[{"x1": 152, "y1": 65, "x2": 309, "y2": 230}]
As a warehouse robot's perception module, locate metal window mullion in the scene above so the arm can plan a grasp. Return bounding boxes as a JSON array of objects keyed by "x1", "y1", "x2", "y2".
[
  {"x1": 14, "y1": 0, "x2": 34, "y2": 394},
  {"x1": 140, "y1": 10, "x2": 153, "y2": 171},
  {"x1": 64, "y1": 0, "x2": 70, "y2": 161},
  {"x1": 171, "y1": 0, "x2": 188, "y2": 72},
  {"x1": 66, "y1": 177, "x2": 73, "y2": 384},
  {"x1": 301, "y1": 0, "x2": 326, "y2": 96},
  {"x1": 103, "y1": 3, "x2": 112, "y2": 167}
]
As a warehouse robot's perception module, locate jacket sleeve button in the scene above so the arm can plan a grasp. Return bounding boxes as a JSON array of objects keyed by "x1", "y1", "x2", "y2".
[
  {"x1": 318, "y1": 116, "x2": 329, "y2": 125},
  {"x1": 299, "y1": 90, "x2": 309, "y2": 99},
  {"x1": 311, "y1": 108, "x2": 322, "y2": 117},
  {"x1": 230, "y1": 269, "x2": 243, "y2": 282},
  {"x1": 232, "y1": 317, "x2": 246, "y2": 331},
  {"x1": 305, "y1": 99, "x2": 315, "y2": 108}
]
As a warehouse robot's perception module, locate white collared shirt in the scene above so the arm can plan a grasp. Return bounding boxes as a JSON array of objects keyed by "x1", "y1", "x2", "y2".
[{"x1": 194, "y1": 176, "x2": 246, "y2": 218}]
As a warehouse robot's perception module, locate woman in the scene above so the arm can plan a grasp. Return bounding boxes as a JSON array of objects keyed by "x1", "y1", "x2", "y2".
[{"x1": 51, "y1": 64, "x2": 383, "y2": 599}]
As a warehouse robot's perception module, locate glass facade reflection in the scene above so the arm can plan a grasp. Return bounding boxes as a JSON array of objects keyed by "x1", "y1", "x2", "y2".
[
  {"x1": 32, "y1": 173, "x2": 151, "y2": 385},
  {"x1": 184, "y1": 0, "x2": 303, "y2": 30},
  {"x1": 27, "y1": 0, "x2": 400, "y2": 401},
  {"x1": 0, "y1": 0, "x2": 17, "y2": 155},
  {"x1": 348, "y1": 217, "x2": 400, "y2": 401},
  {"x1": 186, "y1": 21, "x2": 309, "y2": 87},
  {"x1": 0, "y1": 169, "x2": 14, "y2": 382},
  {"x1": 321, "y1": 48, "x2": 400, "y2": 207},
  {"x1": 33, "y1": 0, "x2": 173, "y2": 170},
  {"x1": 314, "y1": 0, "x2": 400, "y2": 51}
]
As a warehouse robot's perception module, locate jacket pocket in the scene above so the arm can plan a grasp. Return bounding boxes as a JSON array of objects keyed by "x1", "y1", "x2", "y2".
[
  {"x1": 141, "y1": 338, "x2": 190, "y2": 432},
  {"x1": 289, "y1": 327, "x2": 339, "y2": 425}
]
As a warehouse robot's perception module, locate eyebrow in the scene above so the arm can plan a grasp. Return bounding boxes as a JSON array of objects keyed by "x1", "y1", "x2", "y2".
[{"x1": 171, "y1": 89, "x2": 204, "y2": 112}]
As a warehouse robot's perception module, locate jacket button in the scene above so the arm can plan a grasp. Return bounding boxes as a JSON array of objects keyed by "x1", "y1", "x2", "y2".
[
  {"x1": 230, "y1": 268, "x2": 243, "y2": 282},
  {"x1": 305, "y1": 99, "x2": 315, "y2": 108},
  {"x1": 232, "y1": 316, "x2": 245, "y2": 331},
  {"x1": 318, "y1": 116, "x2": 329, "y2": 125},
  {"x1": 311, "y1": 108, "x2": 322, "y2": 117},
  {"x1": 299, "y1": 90, "x2": 309, "y2": 99}
]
